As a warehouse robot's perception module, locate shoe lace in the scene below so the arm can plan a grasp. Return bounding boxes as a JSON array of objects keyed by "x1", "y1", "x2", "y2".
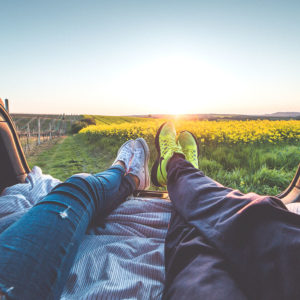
[
  {"x1": 161, "y1": 137, "x2": 176, "y2": 157},
  {"x1": 185, "y1": 148, "x2": 197, "y2": 161},
  {"x1": 191, "y1": 149, "x2": 197, "y2": 160}
]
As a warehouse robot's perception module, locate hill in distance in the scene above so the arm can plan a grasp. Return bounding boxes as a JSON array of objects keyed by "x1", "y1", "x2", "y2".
[
  {"x1": 132, "y1": 112, "x2": 300, "y2": 121},
  {"x1": 11, "y1": 112, "x2": 300, "y2": 121},
  {"x1": 263, "y1": 112, "x2": 300, "y2": 118}
]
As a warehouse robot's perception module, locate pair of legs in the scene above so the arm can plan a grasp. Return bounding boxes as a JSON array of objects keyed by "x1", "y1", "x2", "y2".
[
  {"x1": 151, "y1": 122, "x2": 300, "y2": 300},
  {"x1": 0, "y1": 138, "x2": 150, "y2": 299}
]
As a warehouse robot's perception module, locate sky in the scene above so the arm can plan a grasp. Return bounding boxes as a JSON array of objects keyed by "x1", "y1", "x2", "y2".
[{"x1": 0, "y1": 0, "x2": 299, "y2": 115}]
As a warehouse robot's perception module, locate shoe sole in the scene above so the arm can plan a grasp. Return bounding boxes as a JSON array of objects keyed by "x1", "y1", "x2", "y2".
[
  {"x1": 151, "y1": 122, "x2": 167, "y2": 187},
  {"x1": 135, "y1": 138, "x2": 150, "y2": 190},
  {"x1": 179, "y1": 131, "x2": 200, "y2": 158}
]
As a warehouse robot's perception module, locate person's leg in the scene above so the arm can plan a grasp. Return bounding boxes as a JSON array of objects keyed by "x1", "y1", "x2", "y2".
[
  {"x1": 164, "y1": 209, "x2": 247, "y2": 300},
  {"x1": 0, "y1": 139, "x2": 145, "y2": 300},
  {"x1": 151, "y1": 123, "x2": 244, "y2": 299},
  {"x1": 0, "y1": 165, "x2": 135, "y2": 300},
  {"x1": 152, "y1": 122, "x2": 300, "y2": 299},
  {"x1": 166, "y1": 156, "x2": 300, "y2": 300}
]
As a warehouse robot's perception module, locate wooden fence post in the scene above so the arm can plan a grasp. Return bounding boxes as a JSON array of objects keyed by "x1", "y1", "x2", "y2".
[
  {"x1": 38, "y1": 117, "x2": 41, "y2": 145},
  {"x1": 64, "y1": 120, "x2": 67, "y2": 135},
  {"x1": 27, "y1": 124, "x2": 30, "y2": 152}
]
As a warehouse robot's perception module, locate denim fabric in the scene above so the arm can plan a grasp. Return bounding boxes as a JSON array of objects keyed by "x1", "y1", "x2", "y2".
[
  {"x1": 164, "y1": 156, "x2": 300, "y2": 300},
  {"x1": 0, "y1": 165, "x2": 135, "y2": 300}
]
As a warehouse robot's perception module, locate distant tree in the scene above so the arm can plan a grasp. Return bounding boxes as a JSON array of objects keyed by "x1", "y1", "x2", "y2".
[
  {"x1": 70, "y1": 121, "x2": 87, "y2": 133},
  {"x1": 70, "y1": 116, "x2": 96, "y2": 133},
  {"x1": 81, "y1": 117, "x2": 96, "y2": 125}
]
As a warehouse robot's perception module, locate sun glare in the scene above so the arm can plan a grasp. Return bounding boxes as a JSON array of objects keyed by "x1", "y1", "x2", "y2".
[{"x1": 104, "y1": 55, "x2": 242, "y2": 114}]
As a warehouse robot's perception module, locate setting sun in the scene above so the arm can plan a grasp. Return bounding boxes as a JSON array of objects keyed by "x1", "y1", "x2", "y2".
[{"x1": 102, "y1": 55, "x2": 244, "y2": 115}]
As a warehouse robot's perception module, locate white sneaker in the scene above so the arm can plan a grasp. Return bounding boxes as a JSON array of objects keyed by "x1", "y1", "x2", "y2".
[
  {"x1": 129, "y1": 138, "x2": 150, "y2": 190},
  {"x1": 112, "y1": 140, "x2": 135, "y2": 171}
]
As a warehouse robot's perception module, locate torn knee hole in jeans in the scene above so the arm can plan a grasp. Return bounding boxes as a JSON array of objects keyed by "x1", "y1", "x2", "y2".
[
  {"x1": 0, "y1": 285, "x2": 14, "y2": 299},
  {"x1": 59, "y1": 206, "x2": 71, "y2": 219}
]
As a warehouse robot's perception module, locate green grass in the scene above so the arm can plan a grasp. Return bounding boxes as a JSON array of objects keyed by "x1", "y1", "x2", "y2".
[
  {"x1": 199, "y1": 143, "x2": 299, "y2": 195},
  {"x1": 27, "y1": 135, "x2": 121, "y2": 181},
  {"x1": 27, "y1": 134, "x2": 299, "y2": 196}
]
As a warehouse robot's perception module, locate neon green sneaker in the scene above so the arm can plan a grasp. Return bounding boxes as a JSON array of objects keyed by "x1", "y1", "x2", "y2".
[
  {"x1": 151, "y1": 122, "x2": 184, "y2": 187},
  {"x1": 177, "y1": 131, "x2": 199, "y2": 169}
]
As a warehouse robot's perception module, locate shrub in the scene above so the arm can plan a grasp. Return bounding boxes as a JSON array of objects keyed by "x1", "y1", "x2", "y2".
[
  {"x1": 81, "y1": 117, "x2": 96, "y2": 125},
  {"x1": 70, "y1": 121, "x2": 88, "y2": 134},
  {"x1": 70, "y1": 117, "x2": 96, "y2": 133}
]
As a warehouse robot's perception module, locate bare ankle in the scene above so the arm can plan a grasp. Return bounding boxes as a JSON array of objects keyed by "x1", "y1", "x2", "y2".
[
  {"x1": 128, "y1": 174, "x2": 140, "y2": 189},
  {"x1": 115, "y1": 160, "x2": 126, "y2": 170}
]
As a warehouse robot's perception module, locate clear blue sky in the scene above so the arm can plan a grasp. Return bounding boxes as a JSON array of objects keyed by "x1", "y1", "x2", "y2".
[{"x1": 1, "y1": 0, "x2": 299, "y2": 115}]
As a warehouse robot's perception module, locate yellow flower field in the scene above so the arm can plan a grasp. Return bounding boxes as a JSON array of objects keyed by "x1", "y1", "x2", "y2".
[{"x1": 79, "y1": 118, "x2": 300, "y2": 144}]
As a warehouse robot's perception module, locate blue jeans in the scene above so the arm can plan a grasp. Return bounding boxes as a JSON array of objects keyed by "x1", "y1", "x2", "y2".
[{"x1": 0, "y1": 165, "x2": 135, "y2": 300}]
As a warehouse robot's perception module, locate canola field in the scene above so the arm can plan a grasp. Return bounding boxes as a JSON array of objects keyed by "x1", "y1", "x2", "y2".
[
  {"x1": 80, "y1": 117, "x2": 300, "y2": 144},
  {"x1": 77, "y1": 116, "x2": 300, "y2": 195}
]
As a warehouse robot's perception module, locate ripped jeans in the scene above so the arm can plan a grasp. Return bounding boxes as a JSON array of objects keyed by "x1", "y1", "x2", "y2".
[{"x1": 0, "y1": 165, "x2": 135, "y2": 300}]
